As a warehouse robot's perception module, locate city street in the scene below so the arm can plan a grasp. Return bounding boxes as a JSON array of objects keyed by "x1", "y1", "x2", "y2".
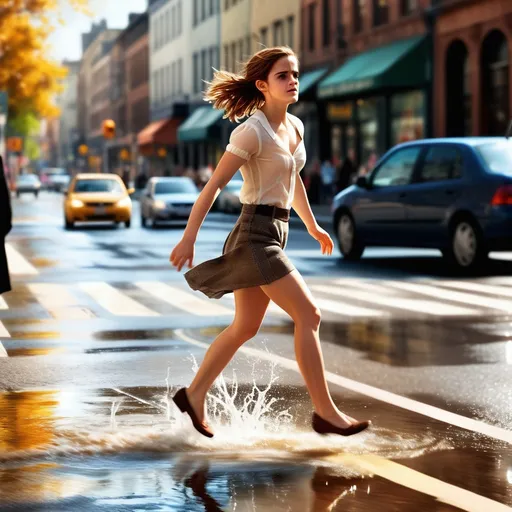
[{"x1": 1, "y1": 191, "x2": 512, "y2": 511}]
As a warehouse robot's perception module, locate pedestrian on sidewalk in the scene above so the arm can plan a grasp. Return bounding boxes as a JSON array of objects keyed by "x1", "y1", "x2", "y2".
[
  {"x1": 169, "y1": 46, "x2": 370, "y2": 439},
  {"x1": 0, "y1": 156, "x2": 12, "y2": 295}
]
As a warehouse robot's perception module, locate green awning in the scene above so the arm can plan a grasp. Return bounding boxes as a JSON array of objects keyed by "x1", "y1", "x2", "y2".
[
  {"x1": 299, "y1": 67, "x2": 329, "y2": 95},
  {"x1": 178, "y1": 106, "x2": 225, "y2": 142},
  {"x1": 318, "y1": 36, "x2": 429, "y2": 99}
]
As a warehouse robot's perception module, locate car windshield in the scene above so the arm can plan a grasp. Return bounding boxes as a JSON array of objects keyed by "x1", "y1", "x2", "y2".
[
  {"x1": 154, "y1": 180, "x2": 197, "y2": 194},
  {"x1": 74, "y1": 179, "x2": 123, "y2": 193},
  {"x1": 476, "y1": 142, "x2": 512, "y2": 176},
  {"x1": 17, "y1": 175, "x2": 37, "y2": 182}
]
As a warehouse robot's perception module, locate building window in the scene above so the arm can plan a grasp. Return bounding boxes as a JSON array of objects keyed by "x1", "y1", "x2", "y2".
[
  {"x1": 231, "y1": 41, "x2": 236, "y2": 71},
  {"x1": 193, "y1": 53, "x2": 199, "y2": 93},
  {"x1": 178, "y1": 59, "x2": 183, "y2": 94},
  {"x1": 172, "y1": 61, "x2": 176, "y2": 97},
  {"x1": 354, "y1": 0, "x2": 364, "y2": 33},
  {"x1": 246, "y1": 35, "x2": 251, "y2": 57},
  {"x1": 224, "y1": 44, "x2": 229, "y2": 69},
  {"x1": 322, "y1": 0, "x2": 330, "y2": 46},
  {"x1": 287, "y1": 15, "x2": 295, "y2": 49},
  {"x1": 160, "y1": 68, "x2": 165, "y2": 103},
  {"x1": 172, "y1": 6, "x2": 176, "y2": 38},
  {"x1": 165, "y1": 65, "x2": 170, "y2": 99},
  {"x1": 193, "y1": 0, "x2": 198, "y2": 26},
  {"x1": 373, "y1": 0, "x2": 389, "y2": 26},
  {"x1": 273, "y1": 20, "x2": 284, "y2": 46},
  {"x1": 201, "y1": 48, "x2": 208, "y2": 89},
  {"x1": 260, "y1": 27, "x2": 268, "y2": 48},
  {"x1": 209, "y1": 46, "x2": 216, "y2": 79},
  {"x1": 210, "y1": 0, "x2": 216, "y2": 15},
  {"x1": 400, "y1": 0, "x2": 418, "y2": 15},
  {"x1": 308, "y1": 3, "x2": 316, "y2": 51},
  {"x1": 177, "y1": 1, "x2": 182, "y2": 35}
]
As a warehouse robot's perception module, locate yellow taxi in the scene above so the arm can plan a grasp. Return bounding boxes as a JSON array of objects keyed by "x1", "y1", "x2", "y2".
[{"x1": 63, "y1": 173, "x2": 135, "y2": 229}]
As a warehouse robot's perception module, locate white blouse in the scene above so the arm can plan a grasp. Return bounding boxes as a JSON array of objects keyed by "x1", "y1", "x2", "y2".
[{"x1": 226, "y1": 109, "x2": 307, "y2": 210}]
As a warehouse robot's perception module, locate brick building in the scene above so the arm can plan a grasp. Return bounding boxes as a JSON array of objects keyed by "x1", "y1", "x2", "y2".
[
  {"x1": 434, "y1": 0, "x2": 511, "y2": 137},
  {"x1": 300, "y1": 0, "x2": 432, "y2": 169}
]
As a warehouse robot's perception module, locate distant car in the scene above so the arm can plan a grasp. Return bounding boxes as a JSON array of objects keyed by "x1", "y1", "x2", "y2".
[
  {"x1": 332, "y1": 137, "x2": 512, "y2": 272},
  {"x1": 42, "y1": 168, "x2": 70, "y2": 192},
  {"x1": 216, "y1": 179, "x2": 243, "y2": 213},
  {"x1": 140, "y1": 177, "x2": 199, "y2": 227},
  {"x1": 15, "y1": 174, "x2": 41, "y2": 197},
  {"x1": 63, "y1": 173, "x2": 134, "y2": 229}
]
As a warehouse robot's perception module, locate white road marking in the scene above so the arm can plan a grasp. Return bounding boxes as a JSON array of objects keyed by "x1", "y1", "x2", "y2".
[
  {"x1": 176, "y1": 329, "x2": 512, "y2": 511},
  {"x1": 388, "y1": 281, "x2": 512, "y2": 313},
  {"x1": 440, "y1": 280, "x2": 512, "y2": 298},
  {"x1": 0, "y1": 321, "x2": 9, "y2": 357},
  {"x1": 27, "y1": 283, "x2": 93, "y2": 319},
  {"x1": 314, "y1": 285, "x2": 478, "y2": 316},
  {"x1": 0, "y1": 296, "x2": 7, "y2": 310},
  {"x1": 5, "y1": 243, "x2": 38, "y2": 275},
  {"x1": 79, "y1": 282, "x2": 159, "y2": 317},
  {"x1": 175, "y1": 329, "x2": 512, "y2": 445},
  {"x1": 326, "y1": 453, "x2": 512, "y2": 512},
  {"x1": 135, "y1": 282, "x2": 234, "y2": 316}
]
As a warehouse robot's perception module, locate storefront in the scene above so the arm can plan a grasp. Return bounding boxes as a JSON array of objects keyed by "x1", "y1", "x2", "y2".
[{"x1": 318, "y1": 35, "x2": 431, "y2": 170}]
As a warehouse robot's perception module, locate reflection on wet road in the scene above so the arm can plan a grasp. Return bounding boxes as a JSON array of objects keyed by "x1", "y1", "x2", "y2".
[{"x1": 1, "y1": 192, "x2": 512, "y2": 511}]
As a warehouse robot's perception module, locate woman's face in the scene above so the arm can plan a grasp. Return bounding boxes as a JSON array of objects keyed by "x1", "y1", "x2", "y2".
[{"x1": 259, "y1": 55, "x2": 299, "y2": 105}]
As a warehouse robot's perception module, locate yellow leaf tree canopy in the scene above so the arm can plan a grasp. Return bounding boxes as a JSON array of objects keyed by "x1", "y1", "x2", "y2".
[{"x1": 0, "y1": 0, "x2": 89, "y2": 117}]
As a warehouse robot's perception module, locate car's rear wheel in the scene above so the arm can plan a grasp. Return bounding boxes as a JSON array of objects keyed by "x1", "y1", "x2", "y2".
[
  {"x1": 34, "y1": 191, "x2": 39, "y2": 198},
  {"x1": 443, "y1": 216, "x2": 487, "y2": 272},
  {"x1": 141, "y1": 214, "x2": 147, "y2": 228},
  {"x1": 337, "y1": 212, "x2": 365, "y2": 261}
]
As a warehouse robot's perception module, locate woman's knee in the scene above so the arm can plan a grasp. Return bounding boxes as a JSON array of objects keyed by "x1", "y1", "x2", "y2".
[
  {"x1": 231, "y1": 320, "x2": 262, "y2": 342},
  {"x1": 295, "y1": 303, "x2": 322, "y2": 330}
]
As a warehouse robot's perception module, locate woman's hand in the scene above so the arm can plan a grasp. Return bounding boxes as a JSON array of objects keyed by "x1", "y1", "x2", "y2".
[
  {"x1": 308, "y1": 224, "x2": 334, "y2": 255},
  {"x1": 170, "y1": 237, "x2": 195, "y2": 271}
]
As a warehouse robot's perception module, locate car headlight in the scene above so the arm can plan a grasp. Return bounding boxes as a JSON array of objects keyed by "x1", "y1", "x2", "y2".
[
  {"x1": 116, "y1": 196, "x2": 131, "y2": 207},
  {"x1": 71, "y1": 198, "x2": 84, "y2": 208},
  {"x1": 154, "y1": 200, "x2": 166, "y2": 209}
]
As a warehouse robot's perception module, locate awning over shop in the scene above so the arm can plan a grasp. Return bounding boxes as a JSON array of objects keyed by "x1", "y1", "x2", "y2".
[
  {"x1": 318, "y1": 35, "x2": 429, "y2": 99},
  {"x1": 177, "y1": 106, "x2": 225, "y2": 142},
  {"x1": 137, "y1": 118, "x2": 182, "y2": 146},
  {"x1": 299, "y1": 67, "x2": 329, "y2": 96}
]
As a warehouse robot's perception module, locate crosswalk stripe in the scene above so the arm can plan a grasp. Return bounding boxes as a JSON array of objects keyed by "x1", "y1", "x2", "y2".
[
  {"x1": 314, "y1": 285, "x2": 479, "y2": 316},
  {"x1": 0, "y1": 296, "x2": 7, "y2": 310},
  {"x1": 0, "y1": 321, "x2": 10, "y2": 338},
  {"x1": 135, "y1": 282, "x2": 234, "y2": 316},
  {"x1": 5, "y1": 243, "x2": 38, "y2": 275},
  {"x1": 440, "y1": 280, "x2": 512, "y2": 298},
  {"x1": 388, "y1": 281, "x2": 512, "y2": 312},
  {"x1": 334, "y1": 279, "x2": 402, "y2": 296},
  {"x1": 79, "y1": 282, "x2": 159, "y2": 317}
]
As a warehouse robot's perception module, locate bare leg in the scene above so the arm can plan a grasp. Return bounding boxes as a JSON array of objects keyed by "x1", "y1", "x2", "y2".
[
  {"x1": 261, "y1": 270, "x2": 358, "y2": 428},
  {"x1": 186, "y1": 286, "x2": 270, "y2": 423}
]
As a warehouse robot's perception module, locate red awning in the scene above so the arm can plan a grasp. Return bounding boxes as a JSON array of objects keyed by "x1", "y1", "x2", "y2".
[{"x1": 137, "y1": 118, "x2": 182, "y2": 146}]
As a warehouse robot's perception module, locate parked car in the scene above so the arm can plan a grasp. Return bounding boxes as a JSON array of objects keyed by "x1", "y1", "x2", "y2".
[
  {"x1": 332, "y1": 137, "x2": 512, "y2": 272},
  {"x1": 216, "y1": 179, "x2": 243, "y2": 213},
  {"x1": 41, "y1": 167, "x2": 70, "y2": 192},
  {"x1": 140, "y1": 177, "x2": 199, "y2": 227},
  {"x1": 63, "y1": 173, "x2": 134, "y2": 229},
  {"x1": 15, "y1": 174, "x2": 41, "y2": 197}
]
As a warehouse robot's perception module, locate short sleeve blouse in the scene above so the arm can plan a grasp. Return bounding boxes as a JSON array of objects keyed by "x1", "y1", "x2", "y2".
[{"x1": 225, "y1": 110, "x2": 307, "y2": 210}]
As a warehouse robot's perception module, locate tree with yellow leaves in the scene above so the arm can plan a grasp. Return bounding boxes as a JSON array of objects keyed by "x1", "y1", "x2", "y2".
[{"x1": 0, "y1": 0, "x2": 89, "y2": 117}]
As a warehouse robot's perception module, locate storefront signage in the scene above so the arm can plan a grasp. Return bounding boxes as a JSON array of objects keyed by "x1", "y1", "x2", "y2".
[
  {"x1": 327, "y1": 103, "x2": 353, "y2": 121},
  {"x1": 319, "y1": 78, "x2": 375, "y2": 99}
]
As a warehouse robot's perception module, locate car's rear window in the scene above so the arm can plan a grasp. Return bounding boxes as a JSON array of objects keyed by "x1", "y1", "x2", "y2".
[
  {"x1": 74, "y1": 179, "x2": 123, "y2": 193},
  {"x1": 154, "y1": 180, "x2": 197, "y2": 194},
  {"x1": 18, "y1": 175, "x2": 38, "y2": 182},
  {"x1": 476, "y1": 142, "x2": 512, "y2": 176}
]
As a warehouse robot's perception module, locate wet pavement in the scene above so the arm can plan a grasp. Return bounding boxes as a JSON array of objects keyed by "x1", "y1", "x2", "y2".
[{"x1": 1, "y1": 192, "x2": 512, "y2": 511}]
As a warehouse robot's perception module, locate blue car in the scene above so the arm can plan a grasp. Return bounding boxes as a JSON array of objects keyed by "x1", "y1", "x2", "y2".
[{"x1": 332, "y1": 137, "x2": 512, "y2": 271}]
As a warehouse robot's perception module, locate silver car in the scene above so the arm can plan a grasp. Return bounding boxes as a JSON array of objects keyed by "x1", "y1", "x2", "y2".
[
  {"x1": 216, "y1": 179, "x2": 243, "y2": 213},
  {"x1": 15, "y1": 174, "x2": 41, "y2": 197},
  {"x1": 140, "y1": 177, "x2": 199, "y2": 227}
]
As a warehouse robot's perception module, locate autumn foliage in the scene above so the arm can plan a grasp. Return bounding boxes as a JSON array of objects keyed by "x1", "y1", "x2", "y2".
[{"x1": 0, "y1": 0, "x2": 89, "y2": 117}]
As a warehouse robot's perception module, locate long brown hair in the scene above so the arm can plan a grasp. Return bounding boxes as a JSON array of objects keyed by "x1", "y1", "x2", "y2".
[{"x1": 204, "y1": 46, "x2": 297, "y2": 123}]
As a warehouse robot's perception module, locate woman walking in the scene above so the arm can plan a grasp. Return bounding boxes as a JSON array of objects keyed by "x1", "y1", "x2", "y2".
[{"x1": 170, "y1": 46, "x2": 370, "y2": 439}]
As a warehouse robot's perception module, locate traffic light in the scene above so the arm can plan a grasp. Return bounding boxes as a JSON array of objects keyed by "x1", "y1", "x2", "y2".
[
  {"x1": 78, "y1": 144, "x2": 88, "y2": 156},
  {"x1": 102, "y1": 119, "x2": 116, "y2": 139}
]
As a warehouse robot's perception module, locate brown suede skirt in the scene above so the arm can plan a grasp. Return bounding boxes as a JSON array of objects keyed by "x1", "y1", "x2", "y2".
[{"x1": 184, "y1": 204, "x2": 296, "y2": 299}]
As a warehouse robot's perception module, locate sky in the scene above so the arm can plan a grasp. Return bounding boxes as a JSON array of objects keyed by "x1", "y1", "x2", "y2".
[{"x1": 48, "y1": 0, "x2": 147, "y2": 62}]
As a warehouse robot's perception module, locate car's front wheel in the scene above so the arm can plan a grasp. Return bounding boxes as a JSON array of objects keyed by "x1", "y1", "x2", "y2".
[
  {"x1": 443, "y1": 216, "x2": 487, "y2": 272},
  {"x1": 337, "y1": 212, "x2": 365, "y2": 261},
  {"x1": 125, "y1": 219, "x2": 131, "y2": 228},
  {"x1": 64, "y1": 217, "x2": 74, "y2": 230}
]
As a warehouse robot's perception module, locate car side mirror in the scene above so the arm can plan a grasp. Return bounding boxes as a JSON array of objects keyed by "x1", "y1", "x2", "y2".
[
  {"x1": 356, "y1": 176, "x2": 369, "y2": 189},
  {"x1": 127, "y1": 187, "x2": 135, "y2": 195}
]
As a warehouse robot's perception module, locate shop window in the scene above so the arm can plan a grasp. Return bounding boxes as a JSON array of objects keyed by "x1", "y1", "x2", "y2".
[
  {"x1": 418, "y1": 146, "x2": 464, "y2": 183},
  {"x1": 446, "y1": 40, "x2": 471, "y2": 137},
  {"x1": 260, "y1": 27, "x2": 268, "y2": 48},
  {"x1": 371, "y1": 147, "x2": 421, "y2": 187},
  {"x1": 391, "y1": 91, "x2": 425, "y2": 145},
  {"x1": 273, "y1": 20, "x2": 284, "y2": 46},
  {"x1": 287, "y1": 15, "x2": 295, "y2": 49},
  {"x1": 322, "y1": 0, "x2": 331, "y2": 47},
  {"x1": 481, "y1": 30, "x2": 509, "y2": 136},
  {"x1": 353, "y1": 0, "x2": 364, "y2": 33},
  {"x1": 308, "y1": 3, "x2": 316, "y2": 51},
  {"x1": 373, "y1": 0, "x2": 389, "y2": 27}
]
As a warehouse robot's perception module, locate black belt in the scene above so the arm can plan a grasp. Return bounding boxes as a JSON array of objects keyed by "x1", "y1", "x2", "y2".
[{"x1": 242, "y1": 204, "x2": 291, "y2": 222}]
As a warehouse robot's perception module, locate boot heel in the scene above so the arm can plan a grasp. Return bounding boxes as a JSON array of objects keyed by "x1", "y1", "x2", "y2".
[{"x1": 172, "y1": 388, "x2": 187, "y2": 413}]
